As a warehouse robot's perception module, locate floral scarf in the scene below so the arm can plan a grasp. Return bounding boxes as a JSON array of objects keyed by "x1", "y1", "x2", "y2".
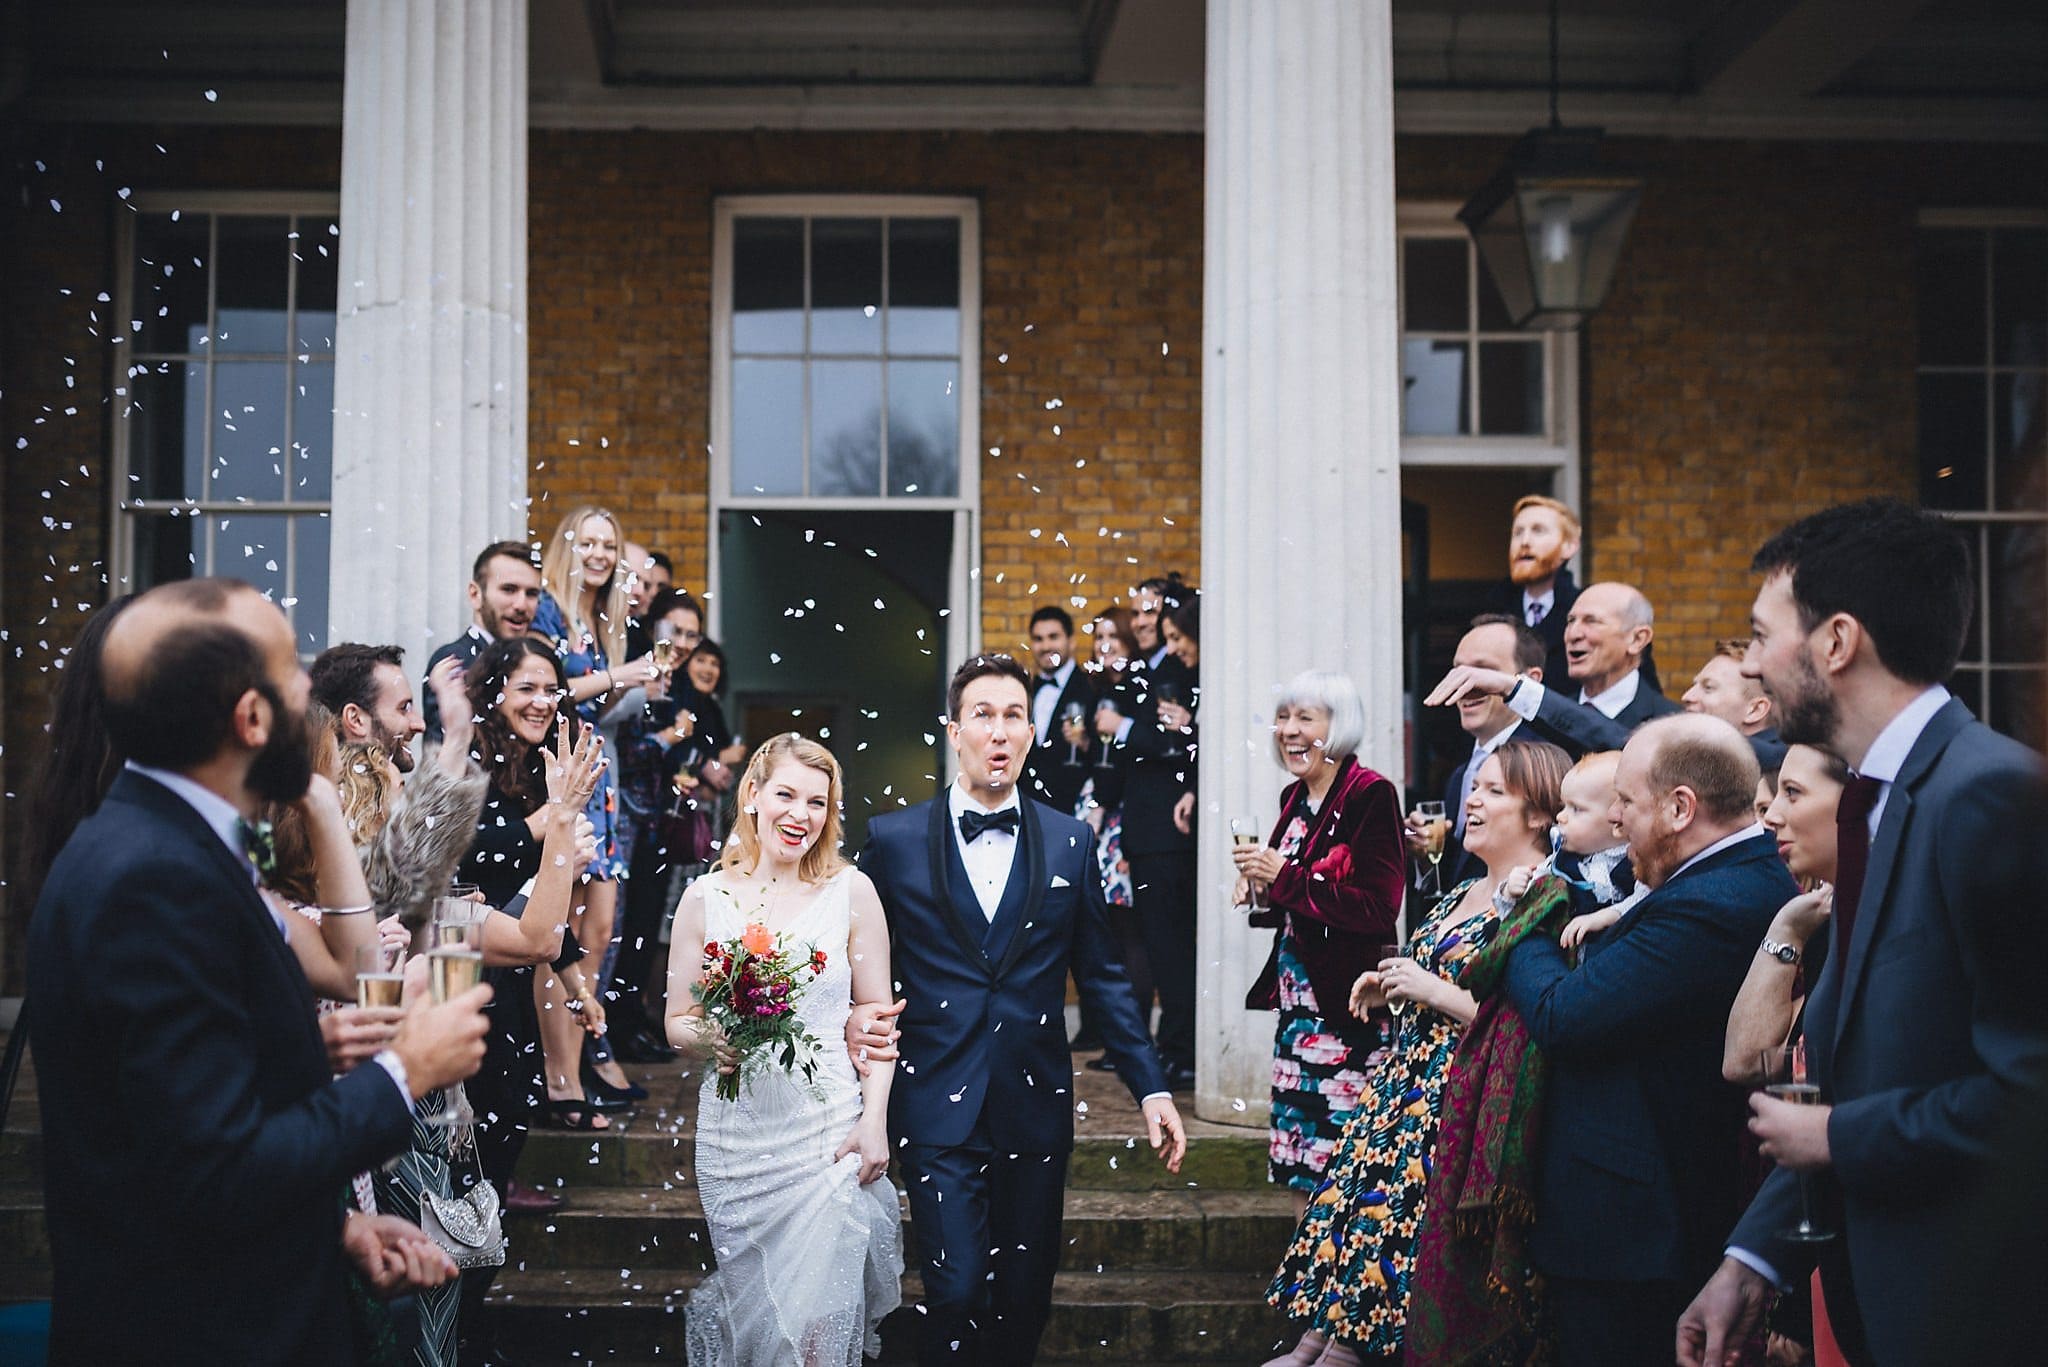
[{"x1": 1405, "y1": 873, "x2": 1573, "y2": 1367}]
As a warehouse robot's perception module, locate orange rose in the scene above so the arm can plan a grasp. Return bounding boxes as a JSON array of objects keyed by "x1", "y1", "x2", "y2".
[{"x1": 741, "y1": 922, "x2": 774, "y2": 956}]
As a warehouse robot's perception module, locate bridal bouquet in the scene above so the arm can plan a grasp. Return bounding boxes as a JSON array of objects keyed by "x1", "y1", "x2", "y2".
[{"x1": 695, "y1": 922, "x2": 830, "y2": 1102}]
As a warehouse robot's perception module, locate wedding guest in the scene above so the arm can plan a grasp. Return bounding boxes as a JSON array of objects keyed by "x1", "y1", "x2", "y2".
[
  {"x1": 1485, "y1": 494, "x2": 1581, "y2": 674},
  {"x1": 422, "y1": 541, "x2": 543, "y2": 737},
  {"x1": 1127, "y1": 572, "x2": 1187, "y2": 674},
  {"x1": 20, "y1": 595, "x2": 133, "y2": 910},
  {"x1": 1682, "y1": 500, "x2": 2048, "y2": 1367},
  {"x1": 28, "y1": 578, "x2": 487, "y2": 1363},
  {"x1": 1683, "y1": 639, "x2": 1789, "y2": 770},
  {"x1": 680, "y1": 638, "x2": 749, "y2": 789},
  {"x1": 619, "y1": 541, "x2": 672, "y2": 659},
  {"x1": 1232, "y1": 671, "x2": 1404, "y2": 1216},
  {"x1": 1022, "y1": 605, "x2": 1097, "y2": 816},
  {"x1": 1075, "y1": 606, "x2": 1145, "y2": 1062},
  {"x1": 1410, "y1": 614, "x2": 1544, "y2": 889},
  {"x1": 313, "y1": 642, "x2": 427, "y2": 778},
  {"x1": 1265, "y1": 740, "x2": 1566, "y2": 1367}
]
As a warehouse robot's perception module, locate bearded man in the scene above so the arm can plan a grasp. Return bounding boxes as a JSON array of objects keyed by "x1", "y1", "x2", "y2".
[{"x1": 1486, "y1": 494, "x2": 1582, "y2": 673}]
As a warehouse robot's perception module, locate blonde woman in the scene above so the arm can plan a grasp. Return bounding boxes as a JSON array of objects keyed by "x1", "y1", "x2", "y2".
[{"x1": 665, "y1": 733, "x2": 903, "y2": 1365}]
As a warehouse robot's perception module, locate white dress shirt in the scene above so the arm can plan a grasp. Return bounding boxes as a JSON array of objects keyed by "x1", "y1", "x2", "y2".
[
  {"x1": 949, "y1": 779, "x2": 1022, "y2": 921},
  {"x1": 1501, "y1": 669, "x2": 1644, "y2": 728},
  {"x1": 1522, "y1": 587, "x2": 1555, "y2": 628},
  {"x1": 1667, "y1": 821, "x2": 1766, "y2": 883},
  {"x1": 1031, "y1": 658, "x2": 1077, "y2": 745}
]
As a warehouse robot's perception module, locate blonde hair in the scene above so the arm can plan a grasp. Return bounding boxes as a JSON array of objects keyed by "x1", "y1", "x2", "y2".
[
  {"x1": 718, "y1": 732, "x2": 849, "y2": 885},
  {"x1": 540, "y1": 505, "x2": 630, "y2": 666},
  {"x1": 1511, "y1": 494, "x2": 1581, "y2": 541},
  {"x1": 337, "y1": 740, "x2": 400, "y2": 847}
]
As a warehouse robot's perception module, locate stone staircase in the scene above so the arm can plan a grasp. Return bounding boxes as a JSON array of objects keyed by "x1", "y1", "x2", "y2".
[{"x1": 0, "y1": 1039, "x2": 1298, "y2": 1363}]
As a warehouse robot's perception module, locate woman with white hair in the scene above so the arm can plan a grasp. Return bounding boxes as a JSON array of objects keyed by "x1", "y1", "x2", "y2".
[{"x1": 1231, "y1": 670, "x2": 1406, "y2": 1215}]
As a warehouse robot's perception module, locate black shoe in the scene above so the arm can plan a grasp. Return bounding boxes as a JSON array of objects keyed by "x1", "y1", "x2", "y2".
[
  {"x1": 1069, "y1": 1031, "x2": 1105, "y2": 1051},
  {"x1": 1162, "y1": 1063, "x2": 1197, "y2": 1092},
  {"x1": 1084, "y1": 1054, "x2": 1119, "y2": 1073},
  {"x1": 583, "y1": 1056, "x2": 648, "y2": 1102}
]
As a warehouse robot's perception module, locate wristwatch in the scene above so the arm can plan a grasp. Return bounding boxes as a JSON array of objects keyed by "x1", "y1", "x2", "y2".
[{"x1": 1759, "y1": 938, "x2": 1802, "y2": 965}]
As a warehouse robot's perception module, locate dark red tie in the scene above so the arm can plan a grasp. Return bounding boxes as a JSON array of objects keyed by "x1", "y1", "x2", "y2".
[{"x1": 1831, "y1": 775, "x2": 1885, "y2": 956}]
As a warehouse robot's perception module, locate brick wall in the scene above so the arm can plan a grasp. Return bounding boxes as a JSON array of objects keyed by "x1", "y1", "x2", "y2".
[{"x1": 526, "y1": 130, "x2": 1207, "y2": 653}]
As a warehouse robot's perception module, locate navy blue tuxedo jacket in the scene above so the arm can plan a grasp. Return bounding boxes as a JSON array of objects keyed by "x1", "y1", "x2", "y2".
[
  {"x1": 860, "y1": 794, "x2": 1166, "y2": 1151},
  {"x1": 27, "y1": 770, "x2": 414, "y2": 1365},
  {"x1": 1730, "y1": 701, "x2": 2048, "y2": 1363},
  {"x1": 1503, "y1": 829, "x2": 1795, "y2": 1287}
]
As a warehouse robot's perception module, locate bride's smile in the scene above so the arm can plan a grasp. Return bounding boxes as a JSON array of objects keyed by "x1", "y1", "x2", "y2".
[{"x1": 747, "y1": 760, "x2": 832, "y2": 866}]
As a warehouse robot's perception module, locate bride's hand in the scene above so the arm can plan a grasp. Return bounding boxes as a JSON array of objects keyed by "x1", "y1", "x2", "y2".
[
  {"x1": 846, "y1": 999, "x2": 905, "y2": 1077},
  {"x1": 833, "y1": 1117, "x2": 892, "y2": 1185}
]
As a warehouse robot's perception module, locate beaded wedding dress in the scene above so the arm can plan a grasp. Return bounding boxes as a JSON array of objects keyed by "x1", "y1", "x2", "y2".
[{"x1": 686, "y1": 868, "x2": 903, "y2": 1366}]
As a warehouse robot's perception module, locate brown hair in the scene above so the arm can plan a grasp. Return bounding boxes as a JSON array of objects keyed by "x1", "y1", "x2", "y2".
[
  {"x1": 1489, "y1": 739, "x2": 1573, "y2": 838},
  {"x1": 1711, "y1": 637, "x2": 1750, "y2": 662},
  {"x1": 1511, "y1": 494, "x2": 1581, "y2": 541},
  {"x1": 262, "y1": 703, "x2": 342, "y2": 906},
  {"x1": 1467, "y1": 612, "x2": 1548, "y2": 673},
  {"x1": 337, "y1": 740, "x2": 400, "y2": 846},
  {"x1": 1088, "y1": 605, "x2": 1135, "y2": 662},
  {"x1": 718, "y1": 732, "x2": 849, "y2": 885},
  {"x1": 539, "y1": 505, "x2": 630, "y2": 666},
  {"x1": 1638, "y1": 715, "x2": 1763, "y2": 824},
  {"x1": 946, "y1": 652, "x2": 1031, "y2": 721}
]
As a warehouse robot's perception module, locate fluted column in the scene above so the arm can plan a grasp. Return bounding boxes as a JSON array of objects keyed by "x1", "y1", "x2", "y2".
[
  {"x1": 330, "y1": 0, "x2": 528, "y2": 655},
  {"x1": 1195, "y1": 0, "x2": 1404, "y2": 1123}
]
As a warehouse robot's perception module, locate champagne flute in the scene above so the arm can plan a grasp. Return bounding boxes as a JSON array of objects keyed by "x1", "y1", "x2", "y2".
[
  {"x1": 1092, "y1": 702, "x2": 1120, "y2": 772},
  {"x1": 1060, "y1": 701, "x2": 1087, "y2": 767},
  {"x1": 1229, "y1": 817, "x2": 1262, "y2": 912},
  {"x1": 423, "y1": 907, "x2": 485, "y2": 1128},
  {"x1": 1759, "y1": 1042, "x2": 1835, "y2": 1243},
  {"x1": 354, "y1": 941, "x2": 404, "y2": 1009},
  {"x1": 1377, "y1": 942, "x2": 1411, "y2": 1018},
  {"x1": 652, "y1": 637, "x2": 675, "y2": 675},
  {"x1": 1413, "y1": 800, "x2": 1448, "y2": 896}
]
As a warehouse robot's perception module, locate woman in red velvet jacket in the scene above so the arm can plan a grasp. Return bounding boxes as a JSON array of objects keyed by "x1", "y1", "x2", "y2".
[{"x1": 1232, "y1": 670, "x2": 1406, "y2": 1216}]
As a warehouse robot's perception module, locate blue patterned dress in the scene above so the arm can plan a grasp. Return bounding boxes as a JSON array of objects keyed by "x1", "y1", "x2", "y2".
[
  {"x1": 1267, "y1": 879, "x2": 1500, "y2": 1354},
  {"x1": 532, "y1": 590, "x2": 627, "y2": 880}
]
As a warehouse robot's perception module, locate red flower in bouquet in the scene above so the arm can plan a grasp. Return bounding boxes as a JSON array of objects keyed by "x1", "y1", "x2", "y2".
[{"x1": 693, "y1": 921, "x2": 827, "y2": 1101}]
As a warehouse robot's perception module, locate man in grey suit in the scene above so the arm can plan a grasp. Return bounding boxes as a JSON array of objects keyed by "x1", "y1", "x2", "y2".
[{"x1": 1677, "y1": 501, "x2": 2048, "y2": 1367}]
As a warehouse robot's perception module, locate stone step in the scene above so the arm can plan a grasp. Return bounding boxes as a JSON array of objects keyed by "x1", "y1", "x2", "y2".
[
  {"x1": 488, "y1": 1265, "x2": 1293, "y2": 1363},
  {"x1": 498, "y1": 1184, "x2": 1295, "y2": 1273}
]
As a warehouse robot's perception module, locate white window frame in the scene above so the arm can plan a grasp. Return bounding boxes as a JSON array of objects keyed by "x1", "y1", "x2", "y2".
[
  {"x1": 1396, "y1": 203, "x2": 1581, "y2": 524},
  {"x1": 709, "y1": 194, "x2": 982, "y2": 666},
  {"x1": 109, "y1": 189, "x2": 340, "y2": 649},
  {"x1": 1916, "y1": 207, "x2": 2048, "y2": 738}
]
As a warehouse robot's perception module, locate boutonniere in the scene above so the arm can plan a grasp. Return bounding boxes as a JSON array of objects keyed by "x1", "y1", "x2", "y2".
[{"x1": 238, "y1": 817, "x2": 278, "y2": 884}]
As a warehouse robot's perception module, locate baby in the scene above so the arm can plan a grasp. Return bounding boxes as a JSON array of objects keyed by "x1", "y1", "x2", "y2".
[{"x1": 1495, "y1": 751, "x2": 1643, "y2": 953}]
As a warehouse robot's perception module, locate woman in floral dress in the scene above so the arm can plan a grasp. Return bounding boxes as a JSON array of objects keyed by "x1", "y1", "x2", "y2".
[{"x1": 1263, "y1": 740, "x2": 1570, "y2": 1367}]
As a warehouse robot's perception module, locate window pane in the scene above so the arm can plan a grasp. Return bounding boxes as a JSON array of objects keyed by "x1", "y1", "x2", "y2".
[
  {"x1": 211, "y1": 361, "x2": 288, "y2": 502},
  {"x1": 1403, "y1": 237, "x2": 1468, "y2": 333},
  {"x1": 134, "y1": 212, "x2": 212, "y2": 355},
  {"x1": 1990, "y1": 668, "x2": 2047, "y2": 752},
  {"x1": 212, "y1": 512, "x2": 290, "y2": 604},
  {"x1": 1402, "y1": 339, "x2": 1470, "y2": 435},
  {"x1": 888, "y1": 218, "x2": 960, "y2": 355},
  {"x1": 733, "y1": 217, "x2": 805, "y2": 354},
  {"x1": 811, "y1": 218, "x2": 882, "y2": 354},
  {"x1": 293, "y1": 362, "x2": 335, "y2": 500},
  {"x1": 133, "y1": 511, "x2": 198, "y2": 586},
  {"x1": 732, "y1": 359, "x2": 804, "y2": 495},
  {"x1": 1994, "y1": 373, "x2": 2045, "y2": 512},
  {"x1": 810, "y1": 360, "x2": 883, "y2": 497},
  {"x1": 294, "y1": 216, "x2": 340, "y2": 355},
  {"x1": 214, "y1": 216, "x2": 290, "y2": 354},
  {"x1": 292, "y1": 513, "x2": 332, "y2": 654},
  {"x1": 1478, "y1": 340, "x2": 1544, "y2": 435},
  {"x1": 128, "y1": 363, "x2": 206, "y2": 500},
  {"x1": 1476, "y1": 251, "x2": 1516, "y2": 332},
  {"x1": 1918, "y1": 373, "x2": 1989, "y2": 511},
  {"x1": 1958, "y1": 523, "x2": 1987, "y2": 668},
  {"x1": 1988, "y1": 522, "x2": 2046, "y2": 664},
  {"x1": 1991, "y1": 227, "x2": 2046, "y2": 368},
  {"x1": 1916, "y1": 230, "x2": 1986, "y2": 368},
  {"x1": 887, "y1": 360, "x2": 960, "y2": 497}
]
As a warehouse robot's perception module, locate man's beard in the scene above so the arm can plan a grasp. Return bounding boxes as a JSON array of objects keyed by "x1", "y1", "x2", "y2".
[
  {"x1": 248, "y1": 688, "x2": 315, "y2": 803},
  {"x1": 1628, "y1": 820, "x2": 1683, "y2": 890},
  {"x1": 374, "y1": 721, "x2": 417, "y2": 773},
  {"x1": 1766, "y1": 646, "x2": 1841, "y2": 747},
  {"x1": 1509, "y1": 545, "x2": 1567, "y2": 587}
]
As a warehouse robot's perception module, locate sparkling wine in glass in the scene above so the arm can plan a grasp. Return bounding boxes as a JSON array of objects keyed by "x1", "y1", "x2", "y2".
[
  {"x1": 423, "y1": 910, "x2": 485, "y2": 1128},
  {"x1": 1092, "y1": 702, "x2": 1119, "y2": 772},
  {"x1": 354, "y1": 942, "x2": 404, "y2": 1009},
  {"x1": 1378, "y1": 942, "x2": 1411, "y2": 1017},
  {"x1": 1414, "y1": 801, "x2": 1448, "y2": 896},
  {"x1": 1061, "y1": 701, "x2": 1087, "y2": 767},
  {"x1": 652, "y1": 637, "x2": 675, "y2": 675},
  {"x1": 1230, "y1": 817, "x2": 1262, "y2": 911},
  {"x1": 1759, "y1": 1042, "x2": 1835, "y2": 1243}
]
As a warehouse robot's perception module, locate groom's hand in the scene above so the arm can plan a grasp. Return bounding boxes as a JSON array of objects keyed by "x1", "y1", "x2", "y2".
[
  {"x1": 847, "y1": 998, "x2": 906, "y2": 1077},
  {"x1": 1143, "y1": 1097, "x2": 1187, "y2": 1174}
]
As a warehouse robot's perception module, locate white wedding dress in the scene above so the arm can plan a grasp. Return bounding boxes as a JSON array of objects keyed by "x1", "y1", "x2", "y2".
[{"x1": 686, "y1": 868, "x2": 903, "y2": 1366}]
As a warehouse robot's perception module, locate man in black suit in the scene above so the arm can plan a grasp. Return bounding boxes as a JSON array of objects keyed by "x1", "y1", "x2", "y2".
[
  {"x1": 1410, "y1": 613, "x2": 1546, "y2": 888},
  {"x1": 420, "y1": 539, "x2": 543, "y2": 735},
  {"x1": 850, "y1": 654, "x2": 1185, "y2": 1365},
  {"x1": 27, "y1": 578, "x2": 493, "y2": 1365},
  {"x1": 1680, "y1": 638, "x2": 1788, "y2": 772},
  {"x1": 1502, "y1": 713, "x2": 1795, "y2": 1367},
  {"x1": 1021, "y1": 605, "x2": 1097, "y2": 815},
  {"x1": 1679, "y1": 501, "x2": 2048, "y2": 1367},
  {"x1": 1484, "y1": 493, "x2": 1582, "y2": 676}
]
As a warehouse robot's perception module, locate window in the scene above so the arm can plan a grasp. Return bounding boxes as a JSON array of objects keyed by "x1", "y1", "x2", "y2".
[
  {"x1": 1400, "y1": 230, "x2": 1549, "y2": 440},
  {"x1": 718, "y1": 204, "x2": 976, "y2": 501},
  {"x1": 1916, "y1": 213, "x2": 2047, "y2": 750},
  {"x1": 113, "y1": 194, "x2": 339, "y2": 653}
]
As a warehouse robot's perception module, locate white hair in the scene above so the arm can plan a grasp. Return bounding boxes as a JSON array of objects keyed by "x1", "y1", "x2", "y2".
[{"x1": 1272, "y1": 669, "x2": 1366, "y2": 769}]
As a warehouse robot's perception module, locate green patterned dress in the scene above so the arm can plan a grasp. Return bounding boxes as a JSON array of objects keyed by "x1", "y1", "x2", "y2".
[{"x1": 1266, "y1": 880, "x2": 1499, "y2": 1354}]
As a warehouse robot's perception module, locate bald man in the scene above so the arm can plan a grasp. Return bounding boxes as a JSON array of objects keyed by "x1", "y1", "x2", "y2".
[
  {"x1": 27, "y1": 578, "x2": 492, "y2": 1365},
  {"x1": 1496, "y1": 715, "x2": 1796, "y2": 1367}
]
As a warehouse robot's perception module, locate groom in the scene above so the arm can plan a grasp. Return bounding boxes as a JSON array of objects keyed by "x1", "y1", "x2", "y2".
[{"x1": 853, "y1": 652, "x2": 1186, "y2": 1366}]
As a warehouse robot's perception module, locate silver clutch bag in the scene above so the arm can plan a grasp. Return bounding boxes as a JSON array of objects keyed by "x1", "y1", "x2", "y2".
[{"x1": 420, "y1": 1178, "x2": 505, "y2": 1269}]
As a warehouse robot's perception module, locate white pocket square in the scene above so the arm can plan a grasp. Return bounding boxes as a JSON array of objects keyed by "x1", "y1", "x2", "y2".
[{"x1": 1049, "y1": 875, "x2": 1071, "y2": 888}]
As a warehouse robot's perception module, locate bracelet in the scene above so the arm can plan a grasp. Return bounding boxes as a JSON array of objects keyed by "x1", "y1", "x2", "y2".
[
  {"x1": 602, "y1": 669, "x2": 614, "y2": 692},
  {"x1": 321, "y1": 903, "x2": 375, "y2": 917}
]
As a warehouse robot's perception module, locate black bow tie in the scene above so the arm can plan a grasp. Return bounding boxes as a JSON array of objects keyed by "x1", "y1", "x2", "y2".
[
  {"x1": 959, "y1": 807, "x2": 1021, "y2": 842},
  {"x1": 1035, "y1": 673, "x2": 1059, "y2": 690}
]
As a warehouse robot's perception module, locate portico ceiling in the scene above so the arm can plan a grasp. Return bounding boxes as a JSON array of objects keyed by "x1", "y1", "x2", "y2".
[{"x1": 6, "y1": 0, "x2": 2044, "y2": 139}]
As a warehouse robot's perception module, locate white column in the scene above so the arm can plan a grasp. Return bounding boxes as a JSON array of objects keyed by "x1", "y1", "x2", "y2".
[
  {"x1": 330, "y1": 0, "x2": 529, "y2": 656},
  {"x1": 1196, "y1": 0, "x2": 1404, "y2": 1124}
]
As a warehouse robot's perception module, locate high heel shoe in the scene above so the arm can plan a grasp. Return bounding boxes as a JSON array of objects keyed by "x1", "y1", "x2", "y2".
[
  {"x1": 582, "y1": 1056, "x2": 646, "y2": 1103},
  {"x1": 1258, "y1": 1330, "x2": 1325, "y2": 1367}
]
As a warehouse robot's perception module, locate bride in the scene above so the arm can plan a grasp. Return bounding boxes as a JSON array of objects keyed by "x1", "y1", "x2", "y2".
[{"x1": 665, "y1": 732, "x2": 903, "y2": 1365}]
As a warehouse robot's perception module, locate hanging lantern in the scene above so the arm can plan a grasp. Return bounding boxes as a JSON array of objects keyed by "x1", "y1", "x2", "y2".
[{"x1": 1458, "y1": 124, "x2": 1643, "y2": 331}]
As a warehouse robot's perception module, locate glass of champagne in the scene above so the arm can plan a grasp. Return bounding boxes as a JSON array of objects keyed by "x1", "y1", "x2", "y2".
[
  {"x1": 1061, "y1": 701, "x2": 1087, "y2": 767},
  {"x1": 1414, "y1": 800, "x2": 1449, "y2": 896},
  {"x1": 354, "y1": 942, "x2": 404, "y2": 1009},
  {"x1": 1378, "y1": 942, "x2": 1412, "y2": 1017},
  {"x1": 423, "y1": 907, "x2": 485, "y2": 1128},
  {"x1": 1092, "y1": 702, "x2": 1119, "y2": 772},
  {"x1": 652, "y1": 637, "x2": 675, "y2": 675},
  {"x1": 1759, "y1": 1042, "x2": 1835, "y2": 1243},
  {"x1": 1229, "y1": 817, "x2": 1262, "y2": 912}
]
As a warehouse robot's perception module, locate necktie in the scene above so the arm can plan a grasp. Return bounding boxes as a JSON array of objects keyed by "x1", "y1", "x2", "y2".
[
  {"x1": 959, "y1": 807, "x2": 1021, "y2": 842},
  {"x1": 1831, "y1": 775, "x2": 1885, "y2": 957},
  {"x1": 1527, "y1": 601, "x2": 1546, "y2": 627},
  {"x1": 238, "y1": 817, "x2": 277, "y2": 884},
  {"x1": 1035, "y1": 673, "x2": 1059, "y2": 691}
]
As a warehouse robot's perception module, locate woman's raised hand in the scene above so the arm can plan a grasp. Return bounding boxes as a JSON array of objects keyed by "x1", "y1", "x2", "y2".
[
  {"x1": 1769, "y1": 884, "x2": 1834, "y2": 943},
  {"x1": 542, "y1": 717, "x2": 603, "y2": 812}
]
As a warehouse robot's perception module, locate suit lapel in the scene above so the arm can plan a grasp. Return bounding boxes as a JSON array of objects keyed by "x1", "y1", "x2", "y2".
[
  {"x1": 927, "y1": 798, "x2": 999, "y2": 974},
  {"x1": 991, "y1": 800, "x2": 1050, "y2": 980}
]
